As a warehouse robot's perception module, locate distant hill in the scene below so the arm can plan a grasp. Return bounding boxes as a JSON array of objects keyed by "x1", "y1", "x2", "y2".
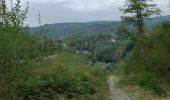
[
  {"x1": 30, "y1": 15, "x2": 170, "y2": 37},
  {"x1": 30, "y1": 21, "x2": 120, "y2": 37},
  {"x1": 145, "y1": 15, "x2": 170, "y2": 28}
]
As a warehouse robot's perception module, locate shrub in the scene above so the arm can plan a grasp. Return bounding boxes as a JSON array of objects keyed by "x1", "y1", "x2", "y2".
[{"x1": 12, "y1": 53, "x2": 108, "y2": 99}]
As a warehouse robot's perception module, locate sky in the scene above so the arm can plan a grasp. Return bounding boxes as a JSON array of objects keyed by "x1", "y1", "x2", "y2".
[{"x1": 15, "y1": 0, "x2": 170, "y2": 26}]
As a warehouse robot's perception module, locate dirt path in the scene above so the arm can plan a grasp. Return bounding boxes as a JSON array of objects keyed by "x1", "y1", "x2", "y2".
[
  {"x1": 43, "y1": 54, "x2": 57, "y2": 60},
  {"x1": 108, "y1": 75, "x2": 132, "y2": 100}
]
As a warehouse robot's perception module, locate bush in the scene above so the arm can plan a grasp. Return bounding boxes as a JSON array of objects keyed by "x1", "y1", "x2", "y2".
[
  {"x1": 137, "y1": 71, "x2": 166, "y2": 96},
  {"x1": 12, "y1": 53, "x2": 108, "y2": 99}
]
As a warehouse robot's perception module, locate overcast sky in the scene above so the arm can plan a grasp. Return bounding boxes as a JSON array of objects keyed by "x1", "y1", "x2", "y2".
[{"x1": 16, "y1": 0, "x2": 170, "y2": 26}]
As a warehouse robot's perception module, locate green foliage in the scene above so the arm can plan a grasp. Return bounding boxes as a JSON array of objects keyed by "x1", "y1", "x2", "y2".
[
  {"x1": 0, "y1": 0, "x2": 66, "y2": 99},
  {"x1": 122, "y1": 21, "x2": 170, "y2": 96},
  {"x1": 120, "y1": 0, "x2": 161, "y2": 34},
  {"x1": 0, "y1": 2, "x2": 110, "y2": 98},
  {"x1": 0, "y1": 0, "x2": 29, "y2": 83},
  {"x1": 8, "y1": 53, "x2": 108, "y2": 99},
  {"x1": 64, "y1": 33, "x2": 133, "y2": 64},
  {"x1": 2, "y1": 0, "x2": 169, "y2": 99},
  {"x1": 137, "y1": 71, "x2": 166, "y2": 96}
]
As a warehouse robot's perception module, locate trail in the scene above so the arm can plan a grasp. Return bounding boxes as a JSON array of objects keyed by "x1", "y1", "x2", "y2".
[
  {"x1": 43, "y1": 54, "x2": 132, "y2": 100},
  {"x1": 108, "y1": 75, "x2": 132, "y2": 100},
  {"x1": 43, "y1": 54, "x2": 57, "y2": 60}
]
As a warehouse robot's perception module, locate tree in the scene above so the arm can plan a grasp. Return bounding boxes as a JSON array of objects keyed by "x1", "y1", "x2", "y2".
[
  {"x1": 0, "y1": 0, "x2": 29, "y2": 28},
  {"x1": 0, "y1": 0, "x2": 29, "y2": 79},
  {"x1": 120, "y1": 0, "x2": 161, "y2": 35}
]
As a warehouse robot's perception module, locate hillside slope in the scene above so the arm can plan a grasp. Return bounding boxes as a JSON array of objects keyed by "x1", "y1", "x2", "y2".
[
  {"x1": 30, "y1": 21, "x2": 120, "y2": 36},
  {"x1": 120, "y1": 21, "x2": 170, "y2": 98},
  {"x1": 30, "y1": 15, "x2": 170, "y2": 37}
]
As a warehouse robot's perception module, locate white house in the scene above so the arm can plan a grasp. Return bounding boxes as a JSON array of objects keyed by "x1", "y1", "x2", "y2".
[{"x1": 110, "y1": 33, "x2": 118, "y2": 43}]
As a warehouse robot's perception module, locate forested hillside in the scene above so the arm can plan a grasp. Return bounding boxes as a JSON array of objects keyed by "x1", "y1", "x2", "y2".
[
  {"x1": 30, "y1": 21, "x2": 120, "y2": 36},
  {"x1": 30, "y1": 15, "x2": 170, "y2": 37}
]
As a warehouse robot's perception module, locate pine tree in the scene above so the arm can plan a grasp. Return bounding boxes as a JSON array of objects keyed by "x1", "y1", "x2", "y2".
[{"x1": 120, "y1": 0, "x2": 161, "y2": 35}]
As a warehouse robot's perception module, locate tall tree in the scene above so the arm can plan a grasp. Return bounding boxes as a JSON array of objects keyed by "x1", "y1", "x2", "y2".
[{"x1": 120, "y1": 0, "x2": 161, "y2": 35}]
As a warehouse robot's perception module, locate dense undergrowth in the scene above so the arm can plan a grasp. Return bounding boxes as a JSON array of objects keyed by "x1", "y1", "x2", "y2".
[
  {"x1": 115, "y1": 21, "x2": 170, "y2": 97},
  {"x1": 6, "y1": 53, "x2": 109, "y2": 99}
]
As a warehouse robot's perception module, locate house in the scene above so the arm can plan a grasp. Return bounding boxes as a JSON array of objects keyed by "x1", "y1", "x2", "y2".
[{"x1": 110, "y1": 33, "x2": 118, "y2": 43}]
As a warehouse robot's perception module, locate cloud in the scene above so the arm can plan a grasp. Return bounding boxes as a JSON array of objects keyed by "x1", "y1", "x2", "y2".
[
  {"x1": 26, "y1": 0, "x2": 116, "y2": 10},
  {"x1": 25, "y1": 0, "x2": 169, "y2": 11},
  {"x1": 62, "y1": 0, "x2": 116, "y2": 10},
  {"x1": 28, "y1": 0, "x2": 66, "y2": 3}
]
